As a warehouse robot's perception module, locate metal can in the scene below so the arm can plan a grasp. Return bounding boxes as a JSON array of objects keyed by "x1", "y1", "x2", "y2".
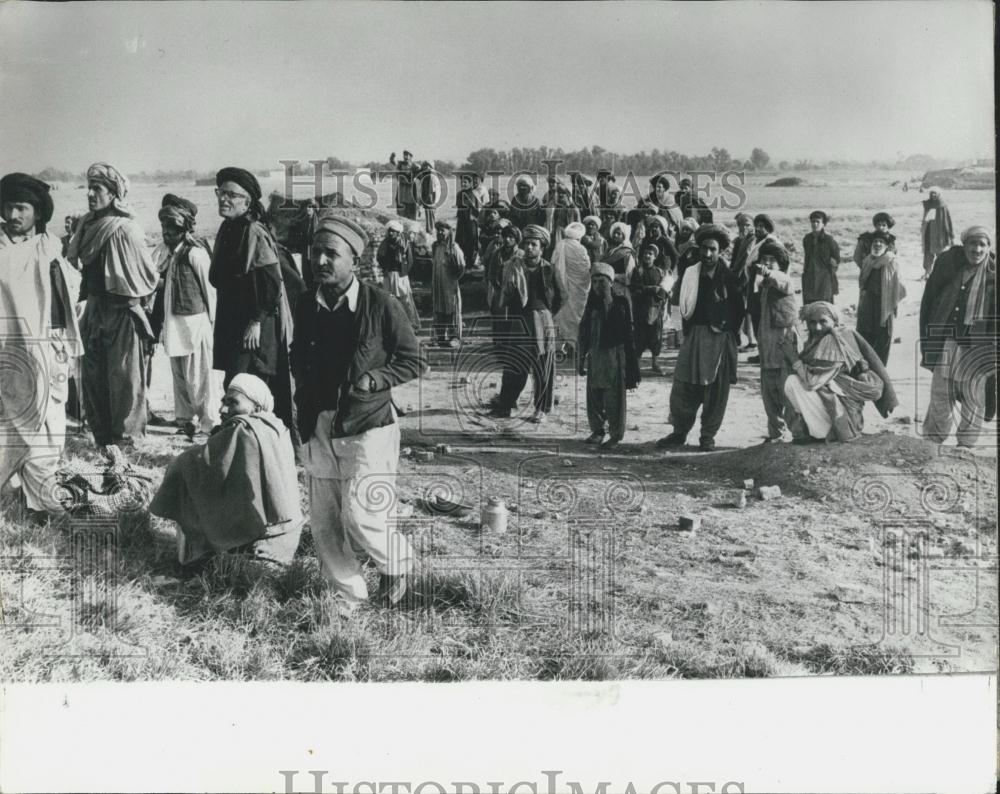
[{"x1": 481, "y1": 497, "x2": 508, "y2": 534}]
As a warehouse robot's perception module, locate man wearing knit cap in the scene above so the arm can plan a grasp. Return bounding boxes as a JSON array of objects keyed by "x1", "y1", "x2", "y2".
[
  {"x1": 0, "y1": 172, "x2": 83, "y2": 519},
  {"x1": 431, "y1": 219, "x2": 466, "y2": 347},
  {"x1": 919, "y1": 225, "x2": 997, "y2": 447},
  {"x1": 67, "y1": 162, "x2": 158, "y2": 449},
  {"x1": 292, "y1": 215, "x2": 424, "y2": 609},
  {"x1": 578, "y1": 262, "x2": 640, "y2": 449},
  {"x1": 492, "y1": 224, "x2": 562, "y2": 423},
  {"x1": 150, "y1": 374, "x2": 303, "y2": 571},
  {"x1": 658, "y1": 224, "x2": 744, "y2": 452},
  {"x1": 155, "y1": 192, "x2": 219, "y2": 439},
  {"x1": 802, "y1": 210, "x2": 841, "y2": 305}
]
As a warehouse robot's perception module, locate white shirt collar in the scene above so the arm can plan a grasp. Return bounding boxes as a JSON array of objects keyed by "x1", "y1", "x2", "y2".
[{"x1": 316, "y1": 276, "x2": 359, "y2": 313}]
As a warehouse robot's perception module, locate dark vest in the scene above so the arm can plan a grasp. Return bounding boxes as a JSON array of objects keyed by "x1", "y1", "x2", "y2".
[{"x1": 170, "y1": 243, "x2": 209, "y2": 316}]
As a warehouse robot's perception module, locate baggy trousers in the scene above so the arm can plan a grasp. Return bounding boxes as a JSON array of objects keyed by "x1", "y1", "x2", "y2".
[{"x1": 668, "y1": 377, "x2": 732, "y2": 443}]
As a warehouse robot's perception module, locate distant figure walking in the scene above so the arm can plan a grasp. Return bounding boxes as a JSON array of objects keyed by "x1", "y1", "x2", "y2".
[{"x1": 921, "y1": 187, "x2": 954, "y2": 278}]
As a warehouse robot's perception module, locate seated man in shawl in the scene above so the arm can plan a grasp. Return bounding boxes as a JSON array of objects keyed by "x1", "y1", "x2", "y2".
[
  {"x1": 658, "y1": 224, "x2": 744, "y2": 452},
  {"x1": 581, "y1": 215, "x2": 608, "y2": 265},
  {"x1": 552, "y1": 221, "x2": 592, "y2": 353},
  {"x1": 67, "y1": 163, "x2": 159, "y2": 449},
  {"x1": 921, "y1": 188, "x2": 954, "y2": 278},
  {"x1": 492, "y1": 225, "x2": 562, "y2": 423},
  {"x1": 754, "y1": 240, "x2": 799, "y2": 441},
  {"x1": 376, "y1": 219, "x2": 420, "y2": 332},
  {"x1": 209, "y1": 167, "x2": 296, "y2": 435},
  {"x1": 855, "y1": 230, "x2": 906, "y2": 364},
  {"x1": 156, "y1": 194, "x2": 219, "y2": 439},
  {"x1": 919, "y1": 226, "x2": 997, "y2": 447},
  {"x1": 783, "y1": 302, "x2": 897, "y2": 443},
  {"x1": 579, "y1": 263, "x2": 640, "y2": 450},
  {"x1": 150, "y1": 374, "x2": 303, "y2": 569},
  {"x1": 853, "y1": 212, "x2": 897, "y2": 266},
  {"x1": 0, "y1": 173, "x2": 83, "y2": 520},
  {"x1": 631, "y1": 243, "x2": 669, "y2": 374},
  {"x1": 431, "y1": 220, "x2": 466, "y2": 348}
]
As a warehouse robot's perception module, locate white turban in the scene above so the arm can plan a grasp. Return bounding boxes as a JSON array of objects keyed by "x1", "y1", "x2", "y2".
[
  {"x1": 583, "y1": 215, "x2": 602, "y2": 228},
  {"x1": 591, "y1": 262, "x2": 615, "y2": 280},
  {"x1": 563, "y1": 222, "x2": 586, "y2": 241},
  {"x1": 386, "y1": 220, "x2": 404, "y2": 233},
  {"x1": 228, "y1": 373, "x2": 274, "y2": 413},
  {"x1": 515, "y1": 174, "x2": 535, "y2": 188},
  {"x1": 609, "y1": 221, "x2": 631, "y2": 242},
  {"x1": 960, "y1": 225, "x2": 992, "y2": 246}
]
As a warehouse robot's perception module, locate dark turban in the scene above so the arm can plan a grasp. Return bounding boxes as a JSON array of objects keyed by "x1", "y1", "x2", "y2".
[
  {"x1": 314, "y1": 215, "x2": 369, "y2": 256},
  {"x1": 734, "y1": 212, "x2": 753, "y2": 225},
  {"x1": 500, "y1": 224, "x2": 522, "y2": 244},
  {"x1": 435, "y1": 219, "x2": 453, "y2": 232},
  {"x1": 161, "y1": 193, "x2": 198, "y2": 216},
  {"x1": 753, "y1": 213, "x2": 775, "y2": 233},
  {"x1": 522, "y1": 224, "x2": 551, "y2": 248},
  {"x1": 757, "y1": 239, "x2": 789, "y2": 268},
  {"x1": 872, "y1": 212, "x2": 895, "y2": 228},
  {"x1": 0, "y1": 172, "x2": 54, "y2": 226},
  {"x1": 869, "y1": 230, "x2": 894, "y2": 246},
  {"x1": 694, "y1": 223, "x2": 731, "y2": 251},
  {"x1": 809, "y1": 210, "x2": 829, "y2": 224},
  {"x1": 158, "y1": 205, "x2": 196, "y2": 232},
  {"x1": 680, "y1": 177, "x2": 692, "y2": 188},
  {"x1": 215, "y1": 167, "x2": 262, "y2": 201}
]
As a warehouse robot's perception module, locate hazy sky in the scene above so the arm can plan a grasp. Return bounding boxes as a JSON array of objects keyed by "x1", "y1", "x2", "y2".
[{"x1": 0, "y1": 1, "x2": 994, "y2": 174}]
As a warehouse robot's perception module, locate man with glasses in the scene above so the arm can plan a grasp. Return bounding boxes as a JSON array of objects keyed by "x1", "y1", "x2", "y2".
[{"x1": 208, "y1": 167, "x2": 296, "y2": 435}]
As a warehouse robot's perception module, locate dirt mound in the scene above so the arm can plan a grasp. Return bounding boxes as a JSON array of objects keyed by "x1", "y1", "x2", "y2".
[{"x1": 765, "y1": 176, "x2": 803, "y2": 187}]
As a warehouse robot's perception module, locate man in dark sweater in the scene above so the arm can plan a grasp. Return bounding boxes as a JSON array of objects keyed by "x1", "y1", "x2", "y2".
[
  {"x1": 291, "y1": 216, "x2": 424, "y2": 610},
  {"x1": 658, "y1": 224, "x2": 744, "y2": 452}
]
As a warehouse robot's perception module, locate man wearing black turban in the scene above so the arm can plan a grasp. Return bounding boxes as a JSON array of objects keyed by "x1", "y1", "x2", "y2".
[{"x1": 0, "y1": 172, "x2": 83, "y2": 518}]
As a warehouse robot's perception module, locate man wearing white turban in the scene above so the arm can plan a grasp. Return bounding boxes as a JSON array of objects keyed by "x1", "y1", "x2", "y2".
[
  {"x1": 552, "y1": 221, "x2": 592, "y2": 346},
  {"x1": 150, "y1": 374, "x2": 304, "y2": 570}
]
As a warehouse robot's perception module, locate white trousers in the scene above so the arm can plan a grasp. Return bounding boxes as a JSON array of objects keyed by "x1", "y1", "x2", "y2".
[
  {"x1": 784, "y1": 374, "x2": 845, "y2": 439},
  {"x1": 302, "y1": 411, "x2": 414, "y2": 602},
  {"x1": 923, "y1": 340, "x2": 994, "y2": 447},
  {"x1": 169, "y1": 336, "x2": 220, "y2": 431}
]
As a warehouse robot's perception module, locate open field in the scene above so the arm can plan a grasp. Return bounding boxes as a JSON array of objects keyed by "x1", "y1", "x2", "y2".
[{"x1": 2, "y1": 169, "x2": 995, "y2": 681}]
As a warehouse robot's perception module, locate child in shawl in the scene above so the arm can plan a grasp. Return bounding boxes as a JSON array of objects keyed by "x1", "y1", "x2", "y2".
[
  {"x1": 150, "y1": 374, "x2": 304, "y2": 568},
  {"x1": 853, "y1": 212, "x2": 897, "y2": 266},
  {"x1": 631, "y1": 244, "x2": 668, "y2": 374},
  {"x1": 782, "y1": 302, "x2": 898, "y2": 443},
  {"x1": 855, "y1": 230, "x2": 906, "y2": 364}
]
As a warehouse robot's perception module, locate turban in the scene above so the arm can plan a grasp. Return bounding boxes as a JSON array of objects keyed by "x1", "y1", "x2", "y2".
[
  {"x1": 385, "y1": 220, "x2": 404, "y2": 233},
  {"x1": 734, "y1": 212, "x2": 753, "y2": 224},
  {"x1": 682, "y1": 217, "x2": 699, "y2": 232},
  {"x1": 563, "y1": 222, "x2": 586, "y2": 241},
  {"x1": 583, "y1": 215, "x2": 602, "y2": 228},
  {"x1": 0, "y1": 172, "x2": 54, "y2": 226},
  {"x1": 591, "y1": 262, "x2": 615, "y2": 280},
  {"x1": 960, "y1": 225, "x2": 992, "y2": 246},
  {"x1": 753, "y1": 213, "x2": 775, "y2": 233},
  {"x1": 515, "y1": 174, "x2": 535, "y2": 188},
  {"x1": 927, "y1": 186, "x2": 941, "y2": 195},
  {"x1": 215, "y1": 167, "x2": 262, "y2": 201},
  {"x1": 680, "y1": 178, "x2": 693, "y2": 188},
  {"x1": 161, "y1": 193, "x2": 198, "y2": 216},
  {"x1": 646, "y1": 215, "x2": 671, "y2": 237},
  {"x1": 872, "y1": 212, "x2": 895, "y2": 228},
  {"x1": 158, "y1": 205, "x2": 196, "y2": 232},
  {"x1": 757, "y1": 239, "x2": 789, "y2": 267},
  {"x1": 435, "y1": 219, "x2": 453, "y2": 231},
  {"x1": 87, "y1": 162, "x2": 129, "y2": 199},
  {"x1": 869, "y1": 230, "x2": 893, "y2": 246},
  {"x1": 403, "y1": 150, "x2": 413, "y2": 158},
  {"x1": 650, "y1": 173, "x2": 672, "y2": 188},
  {"x1": 228, "y1": 373, "x2": 274, "y2": 413},
  {"x1": 642, "y1": 242, "x2": 660, "y2": 257},
  {"x1": 800, "y1": 301, "x2": 840, "y2": 326},
  {"x1": 609, "y1": 221, "x2": 631, "y2": 241},
  {"x1": 158, "y1": 193, "x2": 197, "y2": 231},
  {"x1": 406, "y1": 221, "x2": 422, "y2": 234},
  {"x1": 314, "y1": 215, "x2": 369, "y2": 255},
  {"x1": 694, "y1": 223, "x2": 731, "y2": 250},
  {"x1": 809, "y1": 210, "x2": 829, "y2": 224},
  {"x1": 500, "y1": 224, "x2": 522, "y2": 243},
  {"x1": 522, "y1": 224, "x2": 550, "y2": 247},
  {"x1": 496, "y1": 218, "x2": 511, "y2": 229}
]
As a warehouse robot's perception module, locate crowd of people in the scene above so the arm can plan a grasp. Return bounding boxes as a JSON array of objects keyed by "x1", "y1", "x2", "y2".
[{"x1": 0, "y1": 163, "x2": 995, "y2": 613}]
